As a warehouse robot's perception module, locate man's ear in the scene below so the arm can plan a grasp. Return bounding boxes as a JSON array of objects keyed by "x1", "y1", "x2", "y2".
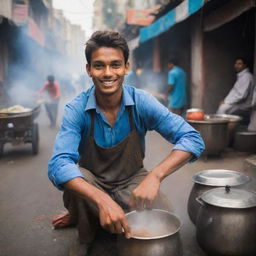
[
  {"x1": 125, "y1": 62, "x2": 130, "y2": 75},
  {"x1": 86, "y1": 64, "x2": 92, "y2": 77}
]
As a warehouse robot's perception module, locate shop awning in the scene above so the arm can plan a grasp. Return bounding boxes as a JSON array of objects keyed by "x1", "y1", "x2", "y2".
[
  {"x1": 140, "y1": 0, "x2": 205, "y2": 43},
  {"x1": 204, "y1": 0, "x2": 256, "y2": 31}
]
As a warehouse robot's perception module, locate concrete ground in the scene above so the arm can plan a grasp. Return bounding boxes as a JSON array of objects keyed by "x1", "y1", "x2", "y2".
[{"x1": 0, "y1": 98, "x2": 255, "y2": 256}]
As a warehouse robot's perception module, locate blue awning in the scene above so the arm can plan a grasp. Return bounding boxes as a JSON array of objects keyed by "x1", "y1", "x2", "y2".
[{"x1": 140, "y1": 0, "x2": 205, "y2": 43}]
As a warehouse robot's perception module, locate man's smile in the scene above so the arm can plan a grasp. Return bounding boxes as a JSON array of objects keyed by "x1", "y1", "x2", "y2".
[{"x1": 100, "y1": 79, "x2": 118, "y2": 86}]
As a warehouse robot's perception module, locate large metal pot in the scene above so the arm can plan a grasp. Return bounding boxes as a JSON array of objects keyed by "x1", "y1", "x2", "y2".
[
  {"x1": 205, "y1": 114, "x2": 242, "y2": 146},
  {"x1": 234, "y1": 131, "x2": 256, "y2": 153},
  {"x1": 187, "y1": 169, "x2": 250, "y2": 224},
  {"x1": 196, "y1": 186, "x2": 256, "y2": 256},
  {"x1": 117, "y1": 209, "x2": 182, "y2": 256},
  {"x1": 187, "y1": 117, "x2": 229, "y2": 156}
]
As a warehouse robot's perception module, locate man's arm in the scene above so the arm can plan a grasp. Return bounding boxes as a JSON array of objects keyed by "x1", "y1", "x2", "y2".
[
  {"x1": 38, "y1": 83, "x2": 47, "y2": 94},
  {"x1": 63, "y1": 177, "x2": 131, "y2": 238},
  {"x1": 48, "y1": 101, "x2": 131, "y2": 238},
  {"x1": 130, "y1": 90, "x2": 205, "y2": 209},
  {"x1": 130, "y1": 150, "x2": 192, "y2": 209},
  {"x1": 225, "y1": 74, "x2": 252, "y2": 104},
  {"x1": 167, "y1": 84, "x2": 174, "y2": 93},
  {"x1": 167, "y1": 70, "x2": 175, "y2": 94},
  {"x1": 53, "y1": 82, "x2": 60, "y2": 99}
]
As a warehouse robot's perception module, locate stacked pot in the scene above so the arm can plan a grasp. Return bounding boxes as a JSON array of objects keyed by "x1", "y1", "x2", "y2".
[{"x1": 187, "y1": 169, "x2": 256, "y2": 256}]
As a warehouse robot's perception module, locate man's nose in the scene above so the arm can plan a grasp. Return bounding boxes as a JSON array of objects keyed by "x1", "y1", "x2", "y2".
[{"x1": 103, "y1": 66, "x2": 113, "y2": 76}]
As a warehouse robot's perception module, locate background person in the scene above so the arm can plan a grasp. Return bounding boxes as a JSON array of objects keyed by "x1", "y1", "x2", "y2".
[
  {"x1": 166, "y1": 57, "x2": 187, "y2": 115},
  {"x1": 217, "y1": 57, "x2": 255, "y2": 123},
  {"x1": 39, "y1": 75, "x2": 60, "y2": 127},
  {"x1": 48, "y1": 31, "x2": 205, "y2": 255}
]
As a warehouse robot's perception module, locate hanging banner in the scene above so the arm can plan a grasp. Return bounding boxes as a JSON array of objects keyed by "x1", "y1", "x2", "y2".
[
  {"x1": 127, "y1": 9, "x2": 155, "y2": 26},
  {"x1": 12, "y1": 3, "x2": 28, "y2": 25},
  {"x1": 28, "y1": 17, "x2": 45, "y2": 47},
  {"x1": 127, "y1": 5, "x2": 161, "y2": 26}
]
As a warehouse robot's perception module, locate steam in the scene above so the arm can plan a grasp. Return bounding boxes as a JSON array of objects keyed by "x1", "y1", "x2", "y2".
[{"x1": 127, "y1": 209, "x2": 180, "y2": 239}]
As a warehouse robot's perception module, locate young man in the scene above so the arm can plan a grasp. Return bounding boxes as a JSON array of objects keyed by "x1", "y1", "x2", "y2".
[
  {"x1": 217, "y1": 57, "x2": 255, "y2": 118},
  {"x1": 39, "y1": 75, "x2": 60, "y2": 127},
  {"x1": 167, "y1": 57, "x2": 187, "y2": 115},
  {"x1": 48, "y1": 31, "x2": 204, "y2": 255}
]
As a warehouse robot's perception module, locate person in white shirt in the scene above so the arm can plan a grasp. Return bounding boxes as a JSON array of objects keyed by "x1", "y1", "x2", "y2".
[{"x1": 217, "y1": 57, "x2": 255, "y2": 119}]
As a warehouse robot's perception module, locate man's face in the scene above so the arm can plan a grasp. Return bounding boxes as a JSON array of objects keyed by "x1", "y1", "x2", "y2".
[
  {"x1": 168, "y1": 63, "x2": 174, "y2": 70},
  {"x1": 86, "y1": 47, "x2": 129, "y2": 96},
  {"x1": 234, "y1": 59, "x2": 247, "y2": 73}
]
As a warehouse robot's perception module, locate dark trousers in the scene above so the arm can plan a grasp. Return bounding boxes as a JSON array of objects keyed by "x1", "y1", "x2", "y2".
[
  {"x1": 63, "y1": 167, "x2": 173, "y2": 243},
  {"x1": 45, "y1": 100, "x2": 59, "y2": 126}
]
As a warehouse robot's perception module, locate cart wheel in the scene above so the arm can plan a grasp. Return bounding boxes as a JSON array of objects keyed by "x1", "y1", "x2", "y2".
[
  {"x1": 0, "y1": 143, "x2": 4, "y2": 158},
  {"x1": 32, "y1": 123, "x2": 39, "y2": 155}
]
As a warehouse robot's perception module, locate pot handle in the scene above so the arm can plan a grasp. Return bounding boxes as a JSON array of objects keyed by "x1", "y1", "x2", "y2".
[{"x1": 196, "y1": 196, "x2": 204, "y2": 205}]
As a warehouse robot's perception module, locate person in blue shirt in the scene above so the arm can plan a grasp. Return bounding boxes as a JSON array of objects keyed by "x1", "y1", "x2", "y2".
[
  {"x1": 167, "y1": 57, "x2": 187, "y2": 115},
  {"x1": 48, "y1": 31, "x2": 204, "y2": 255}
]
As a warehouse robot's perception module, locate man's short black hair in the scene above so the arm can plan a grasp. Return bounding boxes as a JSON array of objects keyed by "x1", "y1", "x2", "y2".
[
  {"x1": 47, "y1": 75, "x2": 55, "y2": 82},
  {"x1": 236, "y1": 56, "x2": 250, "y2": 67},
  {"x1": 85, "y1": 30, "x2": 129, "y2": 65},
  {"x1": 168, "y1": 56, "x2": 177, "y2": 65}
]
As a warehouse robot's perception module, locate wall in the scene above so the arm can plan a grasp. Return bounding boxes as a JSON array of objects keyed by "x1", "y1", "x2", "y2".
[
  {"x1": 159, "y1": 19, "x2": 191, "y2": 102},
  {"x1": 203, "y1": 9, "x2": 255, "y2": 113}
]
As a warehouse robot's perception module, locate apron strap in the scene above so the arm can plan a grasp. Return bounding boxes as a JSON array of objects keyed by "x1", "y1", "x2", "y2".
[
  {"x1": 128, "y1": 106, "x2": 135, "y2": 131},
  {"x1": 90, "y1": 110, "x2": 95, "y2": 137}
]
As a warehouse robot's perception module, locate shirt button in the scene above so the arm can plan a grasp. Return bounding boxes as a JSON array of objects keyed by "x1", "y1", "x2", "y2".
[{"x1": 108, "y1": 127, "x2": 111, "y2": 131}]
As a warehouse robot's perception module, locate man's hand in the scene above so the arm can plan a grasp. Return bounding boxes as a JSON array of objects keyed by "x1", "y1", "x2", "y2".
[
  {"x1": 129, "y1": 172, "x2": 161, "y2": 209},
  {"x1": 63, "y1": 177, "x2": 131, "y2": 238},
  {"x1": 96, "y1": 191, "x2": 131, "y2": 238}
]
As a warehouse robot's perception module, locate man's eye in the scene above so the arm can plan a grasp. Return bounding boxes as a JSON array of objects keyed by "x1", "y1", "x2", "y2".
[
  {"x1": 112, "y1": 63, "x2": 121, "y2": 68},
  {"x1": 94, "y1": 64, "x2": 103, "y2": 69}
]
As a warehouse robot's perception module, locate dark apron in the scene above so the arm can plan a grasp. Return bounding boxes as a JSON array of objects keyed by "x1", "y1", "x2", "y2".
[
  {"x1": 63, "y1": 107, "x2": 171, "y2": 243},
  {"x1": 78, "y1": 107, "x2": 145, "y2": 185}
]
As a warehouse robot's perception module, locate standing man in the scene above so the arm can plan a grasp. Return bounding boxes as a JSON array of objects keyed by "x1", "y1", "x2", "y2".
[
  {"x1": 39, "y1": 75, "x2": 60, "y2": 127},
  {"x1": 167, "y1": 57, "x2": 187, "y2": 115},
  {"x1": 48, "y1": 31, "x2": 204, "y2": 255},
  {"x1": 217, "y1": 57, "x2": 255, "y2": 118}
]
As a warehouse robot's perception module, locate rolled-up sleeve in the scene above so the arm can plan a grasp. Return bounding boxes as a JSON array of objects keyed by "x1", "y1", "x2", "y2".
[
  {"x1": 48, "y1": 103, "x2": 86, "y2": 190},
  {"x1": 138, "y1": 92, "x2": 205, "y2": 161}
]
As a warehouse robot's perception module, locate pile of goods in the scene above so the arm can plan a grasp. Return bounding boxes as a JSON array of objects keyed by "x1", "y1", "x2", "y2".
[{"x1": 0, "y1": 105, "x2": 31, "y2": 113}]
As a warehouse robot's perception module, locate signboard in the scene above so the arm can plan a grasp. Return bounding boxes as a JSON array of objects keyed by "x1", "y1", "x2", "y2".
[
  {"x1": 28, "y1": 17, "x2": 45, "y2": 47},
  {"x1": 12, "y1": 3, "x2": 28, "y2": 24},
  {"x1": 127, "y1": 9, "x2": 156, "y2": 26}
]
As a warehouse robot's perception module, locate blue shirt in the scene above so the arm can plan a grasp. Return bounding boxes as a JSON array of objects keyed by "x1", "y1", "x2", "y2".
[
  {"x1": 48, "y1": 85, "x2": 204, "y2": 190},
  {"x1": 168, "y1": 66, "x2": 187, "y2": 108}
]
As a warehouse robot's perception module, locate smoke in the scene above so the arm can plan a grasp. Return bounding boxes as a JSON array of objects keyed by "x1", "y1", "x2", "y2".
[{"x1": 5, "y1": 24, "x2": 87, "y2": 108}]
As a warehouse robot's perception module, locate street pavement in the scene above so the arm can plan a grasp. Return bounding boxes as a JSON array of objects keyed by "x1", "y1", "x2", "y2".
[{"x1": 0, "y1": 97, "x2": 255, "y2": 256}]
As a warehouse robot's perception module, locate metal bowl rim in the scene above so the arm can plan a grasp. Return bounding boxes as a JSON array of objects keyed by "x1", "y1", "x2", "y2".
[
  {"x1": 187, "y1": 119, "x2": 229, "y2": 124},
  {"x1": 125, "y1": 209, "x2": 182, "y2": 240},
  {"x1": 205, "y1": 114, "x2": 242, "y2": 122},
  {"x1": 192, "y1": 169, "x2": 250, "y2": 186}
]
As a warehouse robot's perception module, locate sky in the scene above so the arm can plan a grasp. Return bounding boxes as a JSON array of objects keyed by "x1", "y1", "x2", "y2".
[{"x1": 52, "y1": 0, "x2": 95, "y2": 37}]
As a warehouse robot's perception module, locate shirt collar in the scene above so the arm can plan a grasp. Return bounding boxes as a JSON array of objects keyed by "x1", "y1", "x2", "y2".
[
  {"x1": 237, "y1": 68, "x2": 249, "y2": 77},
  {"x1": 84, "y1": 85, "x2": 134, "y2": 112}
]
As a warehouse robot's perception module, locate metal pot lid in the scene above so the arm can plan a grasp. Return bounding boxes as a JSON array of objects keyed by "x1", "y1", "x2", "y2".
[
  {"x1": 192, "y1": 169, "x2": 250, "y2": 186},
  {"x1": 201, "y1": 186, "x2": 256, "y2": 208},
  {"x1": 205, "y1": 114, "x2": 242, "y2": 122}
]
